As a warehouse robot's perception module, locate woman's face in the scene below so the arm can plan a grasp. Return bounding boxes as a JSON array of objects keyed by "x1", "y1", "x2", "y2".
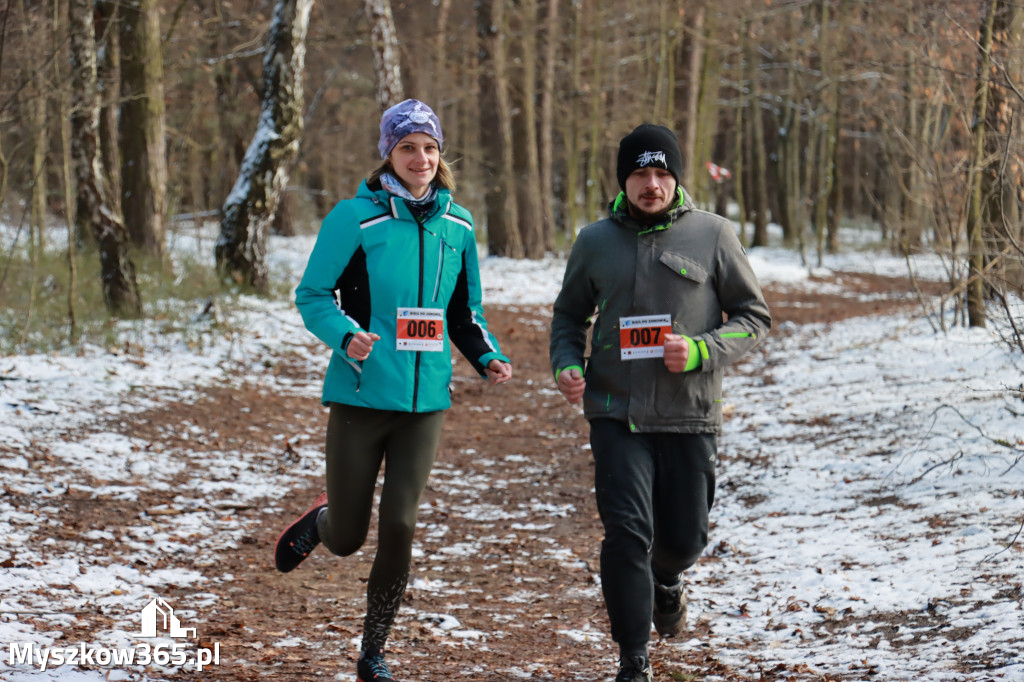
[{"x1": 389, "y1": 132, "x2": 440, "y2": 198}]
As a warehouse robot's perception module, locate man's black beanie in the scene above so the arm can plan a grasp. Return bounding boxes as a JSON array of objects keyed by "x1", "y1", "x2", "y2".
[{"x1": 616, "y1": 124, "x2": 683, "y2": 190}]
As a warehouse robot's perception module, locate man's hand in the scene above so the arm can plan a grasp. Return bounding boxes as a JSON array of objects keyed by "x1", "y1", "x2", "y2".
[
  {"x1": 486, "y1": 360, "x2": 512, "y2": 386},
  {"x1": 557, "y1": 367, "x2": 586, "y2": 405},
  {"x1": 346, "y1": 331, "x2": 380, "y2": 361},
  {"x1": 663, "y1": 333, "x2": 689, "y2": 373}
]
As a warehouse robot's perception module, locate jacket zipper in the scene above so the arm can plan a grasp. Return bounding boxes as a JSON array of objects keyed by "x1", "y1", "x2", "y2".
[
  {"x1": 412, "y1": 221, "x2": 425, "y2": 412},
  {"x1": 432, "y1": 238, "x2": 445, "y2": 302}
]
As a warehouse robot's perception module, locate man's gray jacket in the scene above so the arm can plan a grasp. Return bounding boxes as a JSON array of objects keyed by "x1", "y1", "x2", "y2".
[{"x1": 549, "y1": 191, "x2": 772, "y2": 434}]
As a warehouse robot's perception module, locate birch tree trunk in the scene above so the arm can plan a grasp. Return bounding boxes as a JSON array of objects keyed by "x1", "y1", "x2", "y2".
[
  {"x1": 365, "y1": 0, "x2": 403, "y2": 112},
  {"x1": 68, "y1": 0, "x2": 142, "y2": 317},
  {"x1": 119, "y1": 0, "x2": 169, "y2": 258},
  {"x1": 216, "y1": 0, "x2": 314, "y2": 293},
  {"x1": 95, "y1": 0, "x2": 121, "y2": 214}
]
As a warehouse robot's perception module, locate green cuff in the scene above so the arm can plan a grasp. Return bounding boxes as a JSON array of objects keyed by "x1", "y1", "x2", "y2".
[
  {"x1": 683, "y1": 336, "x2": 702, "y2": 372},
  {"x1": 556, "y1": 365, "x2": 584, "y2": 381}
]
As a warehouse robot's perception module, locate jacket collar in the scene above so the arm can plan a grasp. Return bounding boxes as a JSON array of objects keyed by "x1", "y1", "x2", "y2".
[
  {"x1": 608, "y1": 186, "x2": 692, "y2": 234},
  {"x1": 357, "y1": 179, "x2": 452, "y2": 222}
]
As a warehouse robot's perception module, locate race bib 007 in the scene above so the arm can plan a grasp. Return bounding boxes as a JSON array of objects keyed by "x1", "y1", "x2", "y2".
[
  {"x1": 396, "y1": 307, "x2": 444, "y2": 352},
  {"x1": 619, "y1": 314, "x2": 672, "y2": 360}
]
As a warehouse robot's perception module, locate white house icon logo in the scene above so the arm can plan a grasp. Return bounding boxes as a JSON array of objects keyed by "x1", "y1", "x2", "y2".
[{"x1": 140, "y1": 598, "x2": 196, "y2": 638}]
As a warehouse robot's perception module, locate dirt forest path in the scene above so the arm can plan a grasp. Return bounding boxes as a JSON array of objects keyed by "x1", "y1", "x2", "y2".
[{"x1": 8, "y1": 272, "x2": 936, "y2": 682}]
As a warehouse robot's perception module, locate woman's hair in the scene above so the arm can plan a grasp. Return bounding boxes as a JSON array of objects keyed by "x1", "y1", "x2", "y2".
[{"x1": 368, "y1": 156, "x2": 456, "y2": 192}]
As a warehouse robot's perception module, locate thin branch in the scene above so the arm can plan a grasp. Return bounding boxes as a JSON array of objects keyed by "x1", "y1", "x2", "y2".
[
  {"x1": 891, "y1": 403, "x2": 1024, "y2": 484},
  {"x1": 982, "y1": 514, "x2": 1024, "y2": 563}
]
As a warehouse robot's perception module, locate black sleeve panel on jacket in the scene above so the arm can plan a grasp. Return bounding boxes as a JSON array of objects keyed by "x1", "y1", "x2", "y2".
[
  {"x1": 446, "y1": 252, "x2": 489, "y2": 375},
  {"x1": 333, "y1": 245, "x2": 371, "y2": 331}
]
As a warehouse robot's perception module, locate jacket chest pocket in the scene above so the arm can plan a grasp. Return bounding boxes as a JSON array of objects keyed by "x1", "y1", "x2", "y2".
[
  {"x1": 658, "y1": 251, "x2": 708, "y2": 285},
  {"x1": 429, "y1": 231, "x2": 462, "y2": 303}
]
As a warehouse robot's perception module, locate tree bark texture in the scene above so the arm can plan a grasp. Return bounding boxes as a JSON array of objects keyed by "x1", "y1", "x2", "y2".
[
  {"x1": 119, "y1": 0, "x2": 169, "y2": 258},
  {"x1": 95, "y1": 0, "x2": 121, "y2": 214},
  {"x1": 216, "y1": 0, "x2": 314, "y2": 293},
  {"x1": 966, "y1": 0, "x2": 998, "y2": 328},
  {"x1": 476, "y1": 0, "x2": 522, "y2": 257},
  {"x1": 981, "y1": 0, "x2": 1024, "y2": 295},
  {"x1": 511, "y1": 0, "x2": 545, "y2": 258},
  {"x1": 366, "y1": 0, "x2": 404, "y2": 112},
  {"x1": 678, "y1": 5, "x2": 705, "y2": 194},
  {"x1": 68, "y1": 0, "x2": 142, "y2": 317},
  {"x1": 538, "y1": 0, "x2": 559, "y2": 251},
  {"x1": 745, "y1": 21, "x2": 770, "y2": 249}
]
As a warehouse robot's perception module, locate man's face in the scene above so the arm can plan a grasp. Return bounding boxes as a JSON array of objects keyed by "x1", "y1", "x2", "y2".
[{"x1": 624, "y1": 167, "x2": 676, "y2": 221}]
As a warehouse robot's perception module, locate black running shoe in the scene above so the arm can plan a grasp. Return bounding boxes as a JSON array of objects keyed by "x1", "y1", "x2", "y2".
[
  {"x1": 615, "y1": 655, "x2": 653, "y2": 682},
  {"x1": 357, "y1": 647, "x2": 395, "y2": 682},
  {"x1": 274, "y1": 492, "x2": 327, "y2": 573},
  {"x1": 653, "y1": 579, "x2": 687, "y2": 637}
]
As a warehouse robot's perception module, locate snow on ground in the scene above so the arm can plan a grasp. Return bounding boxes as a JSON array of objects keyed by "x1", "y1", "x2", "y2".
[{"x1": 1, "y1": 222, "x2": 1022, "y2": 680}]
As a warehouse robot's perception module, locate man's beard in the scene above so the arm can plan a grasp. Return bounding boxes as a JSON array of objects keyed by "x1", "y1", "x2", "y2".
[{"x1": 626, "y1": 196, "x2": 672, "y2": 225}]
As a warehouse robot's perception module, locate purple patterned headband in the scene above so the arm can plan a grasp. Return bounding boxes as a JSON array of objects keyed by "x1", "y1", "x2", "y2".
[{"x1": 378, "y1": 99, "x2": 444, "y2": 159}]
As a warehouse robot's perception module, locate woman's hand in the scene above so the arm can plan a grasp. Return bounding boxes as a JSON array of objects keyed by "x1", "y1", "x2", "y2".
[
  {"x1": 485, "y1": 360, "x2": 512, "y2": 386},
  {"x1": 346, "y1": 331, "x2": 381, "y2": 361}
]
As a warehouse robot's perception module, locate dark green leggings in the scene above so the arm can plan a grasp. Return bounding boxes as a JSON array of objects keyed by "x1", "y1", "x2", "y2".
[{"x1": 316, "y1": 403, "x2": 445, "y2": 652}]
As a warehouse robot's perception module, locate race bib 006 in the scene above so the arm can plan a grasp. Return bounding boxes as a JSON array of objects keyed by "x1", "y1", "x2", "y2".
[
  {"x1": 619, "y1": 314, "x2": 672, "y2": 360},
  {"x1": 396, "y1": 307, "x2": 444, "y2": 352}
]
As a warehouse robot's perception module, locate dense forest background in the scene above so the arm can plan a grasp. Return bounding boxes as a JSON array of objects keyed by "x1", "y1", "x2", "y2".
[{"x1": 0, "y1": 0, "x2": 1021, "y2": 343}]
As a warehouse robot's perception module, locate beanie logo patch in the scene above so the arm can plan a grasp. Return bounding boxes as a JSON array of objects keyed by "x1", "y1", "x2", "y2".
[{"x1": 636, "y1": 150, "x2": 668, "y2": 168}]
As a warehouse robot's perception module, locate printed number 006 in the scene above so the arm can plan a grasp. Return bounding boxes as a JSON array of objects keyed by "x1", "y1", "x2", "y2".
[{"x1": 407, "y1": 320, "x2": 438, "y2": 338}]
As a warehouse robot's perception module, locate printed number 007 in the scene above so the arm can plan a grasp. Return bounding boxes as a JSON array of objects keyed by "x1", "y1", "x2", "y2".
[{"x1": 629, "y1": 327, "x2": 661, "y2": 346}]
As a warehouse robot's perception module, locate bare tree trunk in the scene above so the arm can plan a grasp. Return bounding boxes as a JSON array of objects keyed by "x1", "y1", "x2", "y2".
[
  {"x1": 563, "y1": 0, "x2": 583, "y2": 242},
  {"x1": 692, "y1": 11, "x2": 721, "y2": 208},
  {"x1": 52, "y1": 0, "x2": 79, "y2": 341},
  {"x1": 68, "y1": 0, "x2": 142, "y2": 317},
  {"x1": 817, "y1": 0, "x2": 845, "y2": 256},
  {"x1": 120, "y1": 0, "x2": 168, "y2": 258},
  {"x1": 511, "y1": 0, "x2": 544, "y2": 258},
  {"x1": 538, "y1": 0, "x2": 559, "y2": 252},
  {"x1": 982, "y1": 0, "x2": 1024, "y2": 298},
  {"x1": 216, "y1": 0, "x2": 314, "y2": 292},
  {"x1": 95, "y1": 0, "x2": 121, "y2": 214},
  {"x1": 679, "y1": 6, "x2": 705, "y2": 196},
  {"x1": 746, "y1": 22, "x2": 770, "y2": 248},
  {"x1": 432, "y1": 0, "x2": 453, "y2": 113},
  {"x1": 966, "y1": 0, "x2": 998, "y2": 328},
  {"x1": 30, "y1": 69, "x2": 48, "y2": 255},
  {"x1": 733, "y1": 84, "x2": 748, "y2": 244},
  {"x1": 365, "y1": 0, "x2": 403, "y2": 112},
  {"x1": 584, "y1": 0, "x2": 605, "y2": 224},
  {"x1": 476, "y1": 0, "x2": 522, "y2": 257}
]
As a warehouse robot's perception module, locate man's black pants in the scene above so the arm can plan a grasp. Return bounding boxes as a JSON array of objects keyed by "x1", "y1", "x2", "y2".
[{"x1": 589, "y1": 418, "x2": 717, "y2": 658}]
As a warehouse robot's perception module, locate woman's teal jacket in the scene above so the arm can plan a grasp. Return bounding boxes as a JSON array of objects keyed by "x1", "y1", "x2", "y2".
[{"x1": 295, "y1": 180, "x2": 509, "y2": 413}]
